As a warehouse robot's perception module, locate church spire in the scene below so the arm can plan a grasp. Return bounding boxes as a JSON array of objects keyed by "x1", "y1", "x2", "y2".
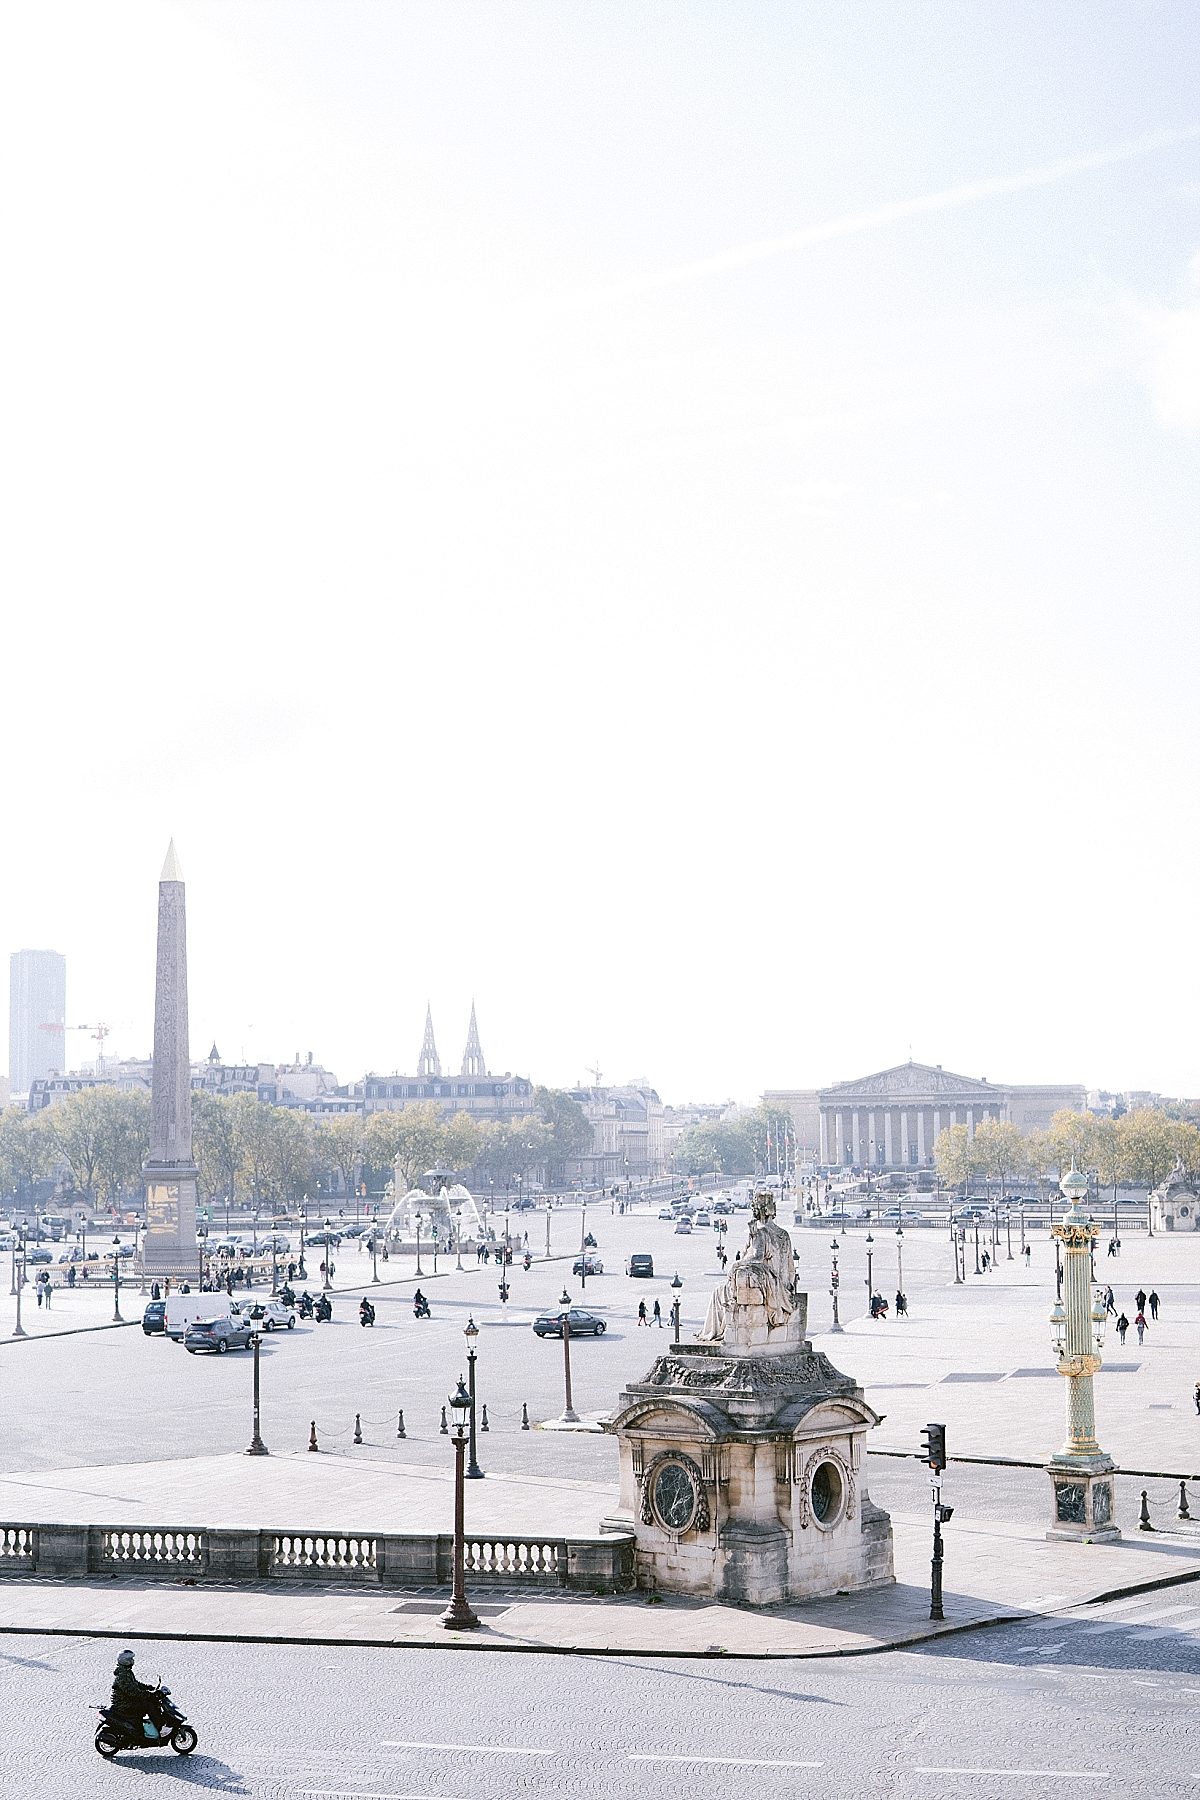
[
  {"x1": 417, "y1": 1004, "x2": 441, "y2": 1079},
  {"x1": 460, "y1": 1000, "x2": 487, "y2": 1078}
]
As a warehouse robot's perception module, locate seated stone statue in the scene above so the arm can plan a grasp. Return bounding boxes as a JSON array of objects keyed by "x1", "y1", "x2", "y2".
[{"x1": 698, "y1": 1192, "x2": 799, "y2": 1347}]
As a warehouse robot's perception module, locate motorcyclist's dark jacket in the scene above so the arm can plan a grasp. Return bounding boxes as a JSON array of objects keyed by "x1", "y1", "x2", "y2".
[{"x1": 111, "y1": 1666, "x2": 156, "y2": 1718}]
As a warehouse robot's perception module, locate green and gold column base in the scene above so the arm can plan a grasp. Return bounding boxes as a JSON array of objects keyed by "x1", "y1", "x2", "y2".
[{"x1": 1046, "y1": 1457, "x2": 1122, "y2": 1543}]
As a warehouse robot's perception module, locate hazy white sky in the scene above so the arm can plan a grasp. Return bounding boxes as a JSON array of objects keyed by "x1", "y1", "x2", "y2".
[{"x1": 2, "y1": 2, "x2": 1197, "y2": 1101}]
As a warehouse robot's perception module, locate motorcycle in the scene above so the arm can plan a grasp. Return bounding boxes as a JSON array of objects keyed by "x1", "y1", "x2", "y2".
[
  {"x1": 298, "y1": 1292, "x2": 314, "y2": 1319},
  {"x1": 314, "y1": 1295, "x2": 333, "y2": 1323},
  {"x1": 358, "y1": 1301, "x2": 375, "y2": 1328},
  {"x1": 94, "y1": 1684, "x2": 197, "y2": 1760},
  {"x1": 522, "y1": 1252, "x2": 532, "y2": 1272},
  {"x1": 583, "y1": 1232, "x2": 598, "y2": 1249},
  {"x1": 413, "y1": 1297, "x2": 431, "y2": 1320}
]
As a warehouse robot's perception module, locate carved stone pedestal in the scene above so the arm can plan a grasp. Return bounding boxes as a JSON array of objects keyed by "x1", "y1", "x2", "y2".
[
  {"x1": 604, "y1": 1332, "x2": 894, "y2": 1607},
  {"x1": 1046, "y1": 1455, "x2": 1121, "y2": 1544}
]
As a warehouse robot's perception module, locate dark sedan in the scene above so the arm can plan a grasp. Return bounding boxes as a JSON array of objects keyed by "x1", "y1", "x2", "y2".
[
  {"x1": 142, "y1": 1300, "x2": 167, "y2": 1336},
  {"x1": 532, "y1": 1307, "x2": 607, "y2": 1339},
  {"x1": 184, "y1": 1316, "x2": 252, "y2": 1354}
]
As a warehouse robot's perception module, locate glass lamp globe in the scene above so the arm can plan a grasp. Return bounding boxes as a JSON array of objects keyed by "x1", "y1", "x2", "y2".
[{"x1": 1049, "y1": 1299, "x2": 1067, "y2": 1354}]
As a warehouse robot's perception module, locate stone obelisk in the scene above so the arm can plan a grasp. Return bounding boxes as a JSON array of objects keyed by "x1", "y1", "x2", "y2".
[{"x1": 142, "y1": 841, "x2": 199, "y2": 1279}]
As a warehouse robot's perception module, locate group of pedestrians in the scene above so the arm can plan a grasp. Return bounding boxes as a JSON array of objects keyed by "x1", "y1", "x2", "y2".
[
  {"x1": 1103, "y1": 1283, "x2": 1159, "y2": 1346},
  {"x1": 637, "y1": 1300, "x2": 664, "y2": 1327}
]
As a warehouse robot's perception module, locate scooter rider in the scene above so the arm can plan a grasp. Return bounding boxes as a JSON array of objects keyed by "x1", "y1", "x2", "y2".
[
  {"x1": 412, "y1": 1288, "x2": 430, "y2": 1318},
  {"x1": 110, "y1": 1650, "x2": 159, "y2": 1738}
]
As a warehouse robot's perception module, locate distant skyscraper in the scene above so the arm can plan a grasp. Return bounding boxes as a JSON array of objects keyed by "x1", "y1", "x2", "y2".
[{"x1": 8, "y1": 949, "x2": 66, "y2": 1094}]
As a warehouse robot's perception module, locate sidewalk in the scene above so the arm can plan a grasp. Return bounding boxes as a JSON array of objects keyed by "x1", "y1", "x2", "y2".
[{"x1": 0, "y1": 1450, "x2": 1197, "y2": 1657}]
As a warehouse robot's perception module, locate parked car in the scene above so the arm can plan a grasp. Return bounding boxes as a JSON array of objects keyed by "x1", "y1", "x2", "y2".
[
  {"x1": 532, "y1": 1307, "x2": 607, "y2": 1338},
  {"x1": 626, "y1": 1253, "x2": 655, "y2": 1278},
  {"x1": 571, "y1": 1253, "x2": 604, "y2": 1276},
  {"x1": 142, "y1": 1300, "x2": 167, "y2": 1336},
  {"x1": 184, "y1": 1316, "x2": 253, "y2": 1354},
  {"x1": 236, "y1": 1298, "x2": 296, "y2": 1331}
]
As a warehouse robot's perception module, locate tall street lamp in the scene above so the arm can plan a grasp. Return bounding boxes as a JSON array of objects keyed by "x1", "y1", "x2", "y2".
[
  {"x1": 11, "y1": 1228, "x2": 26, "y2": 1338},
  {"x1": 670, "y1": 1272, "x2": 683, "y2": 1344},
  {"x1": 111, "y1": 1236, "x2": 123, "y2": 1323},
  {"x1": 464, "y1": 1316, "x2": 483, "y2": 1479},
  {"x1": 455, "y1": 1208, "x2": 464, "y2": 1272},
  {"x1": 558, "y1": 1288, "x2": 579, "y2": 1423},
  {"x1": 1005, "y1": 1210, "x2": 1013, "y2": 1262},
  {"x1": 973, "y1": 1221, "x2": 981, "y2": 1276},
  {"x1": 895, "y1": 1226, "x2": 905, "y2": 1296},
  {"x1": 370, "y1": 1229, "x2": 380, "y2": 1284},
  {"x1": 864, "y1": 1233, "x2": 874, "y2": 1309},
  {"x1": 441, "y1": 1376, "x2": 480, "y2": 1631},
  {"x1": 414, "y1": 1212, "x2": 424, "y2": 1278},
  {"x1": 1047, "y1": 1166, "x2": 1119, "y2": 1542},
  {"x1": 245, "y1": 1308, "x2": 268, "y2": 1456},
  {"x1": 829, "y1": 1240, "x2": 843, "y2": 1333},
  {"x1": 322, "y1": 1219, "x2": 333, "y2": 1291}
]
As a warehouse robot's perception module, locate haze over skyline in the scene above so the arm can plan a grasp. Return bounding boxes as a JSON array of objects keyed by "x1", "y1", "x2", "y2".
[{"x1": 2, "y1": 4, "x2": 1197, "y2": 1102}]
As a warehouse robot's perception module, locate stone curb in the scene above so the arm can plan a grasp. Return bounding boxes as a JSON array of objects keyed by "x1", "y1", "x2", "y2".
[
  {"x1": 872, "y1": 1448, "x2": 1200, "y2": 1483},
  {"x1": 3, "y1": 1563, "x2": 1198, "y2": 1660},
  {"x1": 0, "y1": 1319, "x2": 139, "y2": 1347}
]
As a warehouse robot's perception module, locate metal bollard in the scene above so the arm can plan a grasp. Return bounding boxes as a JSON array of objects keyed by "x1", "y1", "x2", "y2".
[
  {"x1": 481, "y1": 1403, "x2": 489, "y2": 1433},
  {"x1": 353, "y1": 1413, "x2": 363, "y2": 1445},
  {"x1": 521, "y1": 1401, "x2": 530, "y2": 1431},
  {"x1": 439, "y1": 1405, "x2": 448, "y2": 1435},
  {"x1": 1138, "y1": 1489, "x2": 1154, "y2": 1531},
  {"x1": 1179, "y1": 1479, "x2": 1191, "y2": 1521},
  {"x1": 308, "y1": 1420, "x2": 319, "y2": 1453},
  {"x1": 397, "y1": 1408, "x2": 406, "y2": 1439}
]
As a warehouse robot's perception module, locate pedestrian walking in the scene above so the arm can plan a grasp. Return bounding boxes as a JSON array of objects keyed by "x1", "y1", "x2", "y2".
[
  {"x1": 1107, "y1": 1238, "x2": 1116, "y2": 1257},
  {"x1": 1149, "y1": 1290, "x2": 1160, "y2": 1321},
  {"x1": 35, "y1": 1279, "x2": 42, "y2": 1309},
  {"x1": 1135, "y1": 1310, "x2": 1147, "y2": 1346},
  {"x1": 43, "y1": 1278, "x2": 51, "y2": 1310},
  {"x1": 1194, "y1": 1382, "x2": 1200, "y2": 1417},
  {"x1": 637, "y1": 1300, "x2": 648, "y2": 1327},
  {"x1": 1117, "y1": 1312, "x2": 1129, "y2": 1345},
  {"x1": 895, "y1": 1290, "x2": 908, "y2": 1318},
  {"x1": 652, "y1": 1299, "x2": 663, "y2": 1328},
  {"x1": 1022, "y1": 1244, "x2": 1031, "y2": 1267},
  {"x1": 981, "y1": 1250, "x2": 990, "y2": 1272},
  {"x1": 1104, "y1": 1285, "x2": 1116, "y2": 1317},
  {"x1": 1136, "y1": 1288, "x2": 1147, "y2": 1314}
]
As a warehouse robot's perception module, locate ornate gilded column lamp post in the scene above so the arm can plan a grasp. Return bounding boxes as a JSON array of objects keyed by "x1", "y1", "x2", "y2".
[
  {"x1": 245, "y1": 1308, "x2": 268, "y2": 1456},
  {"x1": 1046, "y1": 1167, "x2": 1120, "y2": 1542},
  {"x1": 829, "y1": 1239, "x2": 843, "y2": 1333},
  {"x1": 441, "y1": 1377, "x2": 480, "y2": 1631},
  {"x1": 111, "y1": 1235, "x2": 123, "y2": 1323},
  {"x1": 670, "y1": 1271, "x2": 683, "y2": 1344}
]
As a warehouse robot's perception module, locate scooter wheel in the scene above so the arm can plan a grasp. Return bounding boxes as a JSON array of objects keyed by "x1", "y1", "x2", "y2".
[
  {"x1": 95, "y1": 1727, "x2": 122, "y2": 1758},
  {"x1": 170, "y1": 1724, "x2": 198, "y2": 1755}
]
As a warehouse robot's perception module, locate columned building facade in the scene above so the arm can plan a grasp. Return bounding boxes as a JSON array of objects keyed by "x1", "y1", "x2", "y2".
[{"x1": 817, "y1": 1062, "x2": 1084, "y2": 1169}]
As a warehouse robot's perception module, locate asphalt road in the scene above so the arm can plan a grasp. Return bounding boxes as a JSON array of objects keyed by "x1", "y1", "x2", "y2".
[{"x1": 4, "y1": 1613, "x2": 1197, "y2": 1799}]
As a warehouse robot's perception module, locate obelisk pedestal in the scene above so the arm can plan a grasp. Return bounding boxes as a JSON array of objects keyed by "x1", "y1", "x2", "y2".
[{"x1": 142, "y1": 841, "x2": 200, "y2": 1282}]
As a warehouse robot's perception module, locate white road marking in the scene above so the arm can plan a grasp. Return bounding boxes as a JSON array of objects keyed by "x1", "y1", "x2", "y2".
[
  {"x1": 1023, "y1": 1618, "x2": 1071, "y2": 1631},
  {"x1": 1089, "y1": 1593, "x2": 1175, "y2": 1616},
  {"x1": 1078, "y1": 1622, "x2": 1134, "y2": 1636},
  {"x1": 300, "y1": 1792, "x2": 466, "y2": 1799},
  {"x1": 1121, "y1": 1601, "x2": 1200, "y2": 1623},
  {"x1": 380, "y1": 1742, "x2": 548, "y2": 1756},
  {"x1": 912, "y1": 1767, "x2": 1109, "y2": 1780},
  {"x1": 630, "y1": 1754, "x2": 824, "y2": 1769}
]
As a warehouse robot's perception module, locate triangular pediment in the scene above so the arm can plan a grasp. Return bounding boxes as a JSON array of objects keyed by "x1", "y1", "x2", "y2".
[{"x1": 819, "y1": 1062, "x2": 996, "y2": 1101}]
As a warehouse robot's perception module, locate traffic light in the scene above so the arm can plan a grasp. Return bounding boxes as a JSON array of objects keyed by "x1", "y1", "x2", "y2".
[{"x1": 921, "y1": 1422, "x2": 947, "y2": 1472}]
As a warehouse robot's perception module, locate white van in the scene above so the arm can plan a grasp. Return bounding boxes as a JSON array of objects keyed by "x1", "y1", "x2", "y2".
[{"x1": 164, "y1": 1293, "x2": 232, "y2": 1341}]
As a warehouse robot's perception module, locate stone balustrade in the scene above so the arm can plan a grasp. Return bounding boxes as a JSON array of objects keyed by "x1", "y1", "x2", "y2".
[{"x1": 0, "y1": 1521, "x2": 635, "y2": 1592}]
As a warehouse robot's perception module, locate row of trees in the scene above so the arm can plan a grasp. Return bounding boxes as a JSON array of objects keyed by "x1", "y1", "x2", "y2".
[
  {"x1": 933, "y1": 1107, "x2": 1199, "y2": 1197},
  {"x1": 0, "y1": 1084, "x2": 594, "y2": 1212},
  {"x1": 673, "y1": 1106, "x2": 794, "y2": 1180}
]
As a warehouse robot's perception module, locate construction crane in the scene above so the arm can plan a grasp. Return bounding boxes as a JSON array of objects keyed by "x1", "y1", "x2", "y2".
[
  {"x1": 586, "y1": 1063, "x2": 603, "y2": 1089},
  {"x1": 39, "y1": 1022, "x2": 112, "y2": 1075}
]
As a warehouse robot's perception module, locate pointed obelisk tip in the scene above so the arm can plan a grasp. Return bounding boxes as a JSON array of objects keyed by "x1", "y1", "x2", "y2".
[{"x1": 160, "y1": 839, "x2": 185, "y2": 884}]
